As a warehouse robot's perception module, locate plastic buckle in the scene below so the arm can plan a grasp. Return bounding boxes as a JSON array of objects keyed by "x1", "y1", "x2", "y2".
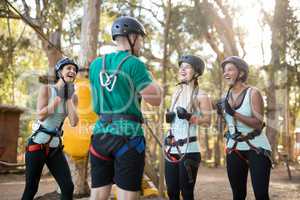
[{"x1": 177, "y1": 139, "x2": 185, "y2": 146}]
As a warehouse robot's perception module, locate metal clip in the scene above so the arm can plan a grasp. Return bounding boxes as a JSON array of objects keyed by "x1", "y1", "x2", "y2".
[{"x1": 99, "y1": 71, "x2": 117, "y2": 92}]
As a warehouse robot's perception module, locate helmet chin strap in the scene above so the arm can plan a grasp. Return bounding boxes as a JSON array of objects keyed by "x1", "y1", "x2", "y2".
[
  {"x1": 126, "y1": 35, "x2": 138, "y2": 56},
  {"x1": 58, "y1": 71, "x2": 66, "y2": 84},
  {"x1": 176, "y1": 73, "x2": 199, "y2": 85},
  {"x1": 225, "y1": 84, "x2": 234, "y2": 101},
  {"x1": 58, "y1": 71, "x2": 75, "y2": 84},
  {"x1": 176, "y1": 81, "x2": 188, "y2": 86}
]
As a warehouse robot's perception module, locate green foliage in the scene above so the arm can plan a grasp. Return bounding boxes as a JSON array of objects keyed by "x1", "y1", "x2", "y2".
[
  {"x1": 0, "y1": 19, "x2": 31, "y2": 104},
  {"x1": 285, "y1": 3, "x2": 300, "y2": 117}
]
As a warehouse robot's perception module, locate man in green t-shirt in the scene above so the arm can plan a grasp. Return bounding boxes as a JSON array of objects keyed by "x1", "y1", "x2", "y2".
[{"x1": 89, "y1": 16, "x2": 161, "y2": 200}]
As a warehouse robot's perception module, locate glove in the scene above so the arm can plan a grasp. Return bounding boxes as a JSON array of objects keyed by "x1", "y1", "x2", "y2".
[
  {"x1": 57, "y1": 83, "x2": 75, "y2": 100},
  {"x1": 224, "y1": 98, "x2": 235, "y2": 116},
  {"x1": 176, "y1": 106, "x2": 192, "y2": 121},
  {"x1": 65, "y1": 83, "x2": 75, "y2": 99},
  {"x1": 165, "y1": 111, "x2": 176, "y2": 123},
  {"x1": 57, "y1": 87, "x2": 65, "y2": 99},
  {"x1": 215, "y1": 98, "x2": 225, "y2": 115}
]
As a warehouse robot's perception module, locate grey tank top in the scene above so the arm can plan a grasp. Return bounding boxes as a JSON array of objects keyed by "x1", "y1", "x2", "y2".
[{"x1": 32, "y1": 85, "x2": 67, "y2": 147}]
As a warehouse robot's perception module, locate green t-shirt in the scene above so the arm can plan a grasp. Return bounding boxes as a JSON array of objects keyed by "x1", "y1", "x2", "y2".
[{"x1": 89, "y1": 50, "x2": 153, "y2": 136}]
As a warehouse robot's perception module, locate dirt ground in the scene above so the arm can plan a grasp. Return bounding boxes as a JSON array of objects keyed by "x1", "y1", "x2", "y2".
[{"x1": 0, "y1": 165, "x2": 299, "y2": 200}]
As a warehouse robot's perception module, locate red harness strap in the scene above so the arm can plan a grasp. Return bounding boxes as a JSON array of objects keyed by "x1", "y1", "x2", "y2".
[
  {"x1": 226, "y1": 139, "x2": 264, "y2": 164},
  {"x1": 226, "y1": 141, "x2": 249, "y2": 164},
  {"x1": 89, "y1": 145, "x2": 112, "y2": 161},
  {"x1": 26, "y1": 144, "x2": 50, "y2": 156}
]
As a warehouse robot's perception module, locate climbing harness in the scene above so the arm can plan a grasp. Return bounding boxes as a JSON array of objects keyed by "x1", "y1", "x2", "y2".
[{"x1": 26, "y1": 120, "x2": 64, "y2": 157}]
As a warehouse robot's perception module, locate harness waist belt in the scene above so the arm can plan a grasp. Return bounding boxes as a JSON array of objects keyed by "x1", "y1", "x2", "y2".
[
  {"x1": 165, "y1": 136, "x2": 197, "y2": 146},
  {"x1": 225, "y1": 123, "x2": 265, "y2": 142},
  {"x1": 225, "y1": 130, "x2": 261, "y2": 142},
  {"x1": 26, "y1": 143, "x2": 62, "y2": 157},
  {"x1": 89, "y1": 136, "x2": 145, "y2": 159},
  {"x1": 26, "y1": 144, "x2": 50, "y2": 156},
  {"x1": 177, "y1": 136, "x2": 197, "y2": 146},
  {"x1": 99, "y1": 114, "x2": 144, "y2": 124},
  {"x1": 32, "y1": 122, "x2": 63, "y2": 136},
  {"x1": 26, "y1": 144, "x2": 45, "y2": 152}
]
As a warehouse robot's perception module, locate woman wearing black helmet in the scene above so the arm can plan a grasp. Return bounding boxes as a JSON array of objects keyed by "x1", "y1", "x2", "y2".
[
  {"x1": 164, "y1": 55, "x2": 212, "y2": 200},
  {"x1": 21, "y1": 57, "x2": 79, "y2": 200},
  {"x1": 219, "y1": 56, "x2": 272, "y2": 200}
]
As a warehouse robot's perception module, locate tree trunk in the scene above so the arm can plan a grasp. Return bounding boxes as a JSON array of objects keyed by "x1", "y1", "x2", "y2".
[
  {"x1": 65, "y1": 156, "x2": 90, "y2": 197},
  {"x1": 266, "y1": 71, "x2": 278, "y2": 159},
  {"x1": 204, "y1": 128, "x2": 211, "y2": 160},
  {"x1": 41, "y1": 30, "x2": 62, "y2": 76},
  {"x1": 290, "y1": 112, "x2": 296, "y2": 161},
  {"x1": 79, "y1": 0, "x2": 101, "y2": 69},
  {"x1": 266, "y1": 0, "x2": 288, "y2": 160},
  {"x1": 67, "y1": 0, "x2": 101, "y2": 196}
]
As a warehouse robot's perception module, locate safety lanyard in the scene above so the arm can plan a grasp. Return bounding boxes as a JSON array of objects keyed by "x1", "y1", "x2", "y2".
[
  {"x1": 170, "y1": 85, "x2": 199, "y2": 112},
  {"x1": 229, "y1": 87, "x2": 249, "y2": 136}
]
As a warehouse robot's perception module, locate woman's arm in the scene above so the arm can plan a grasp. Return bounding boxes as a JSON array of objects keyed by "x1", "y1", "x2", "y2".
[
  {"x1": 233, "y1": 88, "x2": 264, "y2": 130},
  {"x1": 190, "y1": 93, "x2": 212, "y2": 127},
  {"x1": 37, "y1": 85, "x2": 61, "y2": 121},
  {"x1": 66, "y1": 94, "x2": 79, "y2": 127}
]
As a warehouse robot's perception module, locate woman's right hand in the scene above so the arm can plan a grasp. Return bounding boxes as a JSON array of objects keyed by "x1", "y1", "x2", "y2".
[{"x1": 165, "y1": 111, "x2": 176, "y2": 123}]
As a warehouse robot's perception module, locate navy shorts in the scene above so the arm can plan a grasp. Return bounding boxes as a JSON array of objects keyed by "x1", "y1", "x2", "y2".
[{"x1": 90, "y1": 134, "x2": 145, "y2": 191}]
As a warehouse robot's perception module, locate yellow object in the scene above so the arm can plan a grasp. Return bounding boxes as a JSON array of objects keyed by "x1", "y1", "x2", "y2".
[
  {"x1": 143, "y1": 188, "x2": 159, "y2": 197},
  {"x1": 63, "y1": 78, "x2": 97, "y2": 158},
  {"x1": 113, "y1": 178, "x2": 160, "y2": 199}
]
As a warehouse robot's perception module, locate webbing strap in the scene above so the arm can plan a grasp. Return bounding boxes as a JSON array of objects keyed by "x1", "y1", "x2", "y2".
[
  {"x1": 89, "y1": 145, "x2": 112, "y2": 161},
  {"x1": 114, "y1": 137, "x2": 145, "y2": 157},
  {"x1": 26, "y1": 144, "x2": 50, "y2": 156}
]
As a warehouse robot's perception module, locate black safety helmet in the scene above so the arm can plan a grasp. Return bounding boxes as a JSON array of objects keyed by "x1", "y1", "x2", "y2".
[
  {"x1": 178, "y1": 55, "x2": 205, "y2": 77},
  {"x1": 55, "y1": 57, "x2": 79, "y2": 80},
  {"x1": 221, "y1": 56, "x2": 249, "y2": 82},
  {"x1": 111, "y1": 16, "x2": 146, "y2": 40}
]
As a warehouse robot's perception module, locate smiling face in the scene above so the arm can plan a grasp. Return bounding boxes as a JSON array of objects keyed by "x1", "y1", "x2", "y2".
[
  {"x1": 60, "y1": 64, "x2": 77, "y2": 82},
  {"x1": 223, "y1": 62, "x2": 241, "y2": 86},
  {"x1": 178, "y1": 62, "x2": 195, "y2": 82}
]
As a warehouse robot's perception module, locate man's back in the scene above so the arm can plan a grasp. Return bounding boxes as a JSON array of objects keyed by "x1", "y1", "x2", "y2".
[{"x1": 89, "y1": 50, "x2": 152, "y2": 136}]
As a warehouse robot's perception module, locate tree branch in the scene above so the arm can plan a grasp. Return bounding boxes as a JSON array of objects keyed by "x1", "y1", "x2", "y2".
[
  {"x1": 123, "y1": 0, "x2": 164, "y2": 26},
  {"x1": 205, "y1": 31, "x2": 224, "y2": 62},
  {"x1": 205, "y1": 0, "x2": 238, "y2": 56}
]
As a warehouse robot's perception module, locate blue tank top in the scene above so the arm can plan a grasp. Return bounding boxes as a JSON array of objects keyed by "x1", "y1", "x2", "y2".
[
  {"x1": 169, "y1": 85, "x2": 201, "y2": 154},
  {"x1": 31, "y1": 85, "x2": 67, "y2": 147},
  {"x1": 224, "y1": 88, "x2": 271, "y2": 151}
]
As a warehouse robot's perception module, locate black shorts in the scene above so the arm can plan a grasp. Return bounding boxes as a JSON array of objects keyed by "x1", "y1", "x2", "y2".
[{"x1": 90, "y1": 134, "x2": 145, "y2": 191}]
